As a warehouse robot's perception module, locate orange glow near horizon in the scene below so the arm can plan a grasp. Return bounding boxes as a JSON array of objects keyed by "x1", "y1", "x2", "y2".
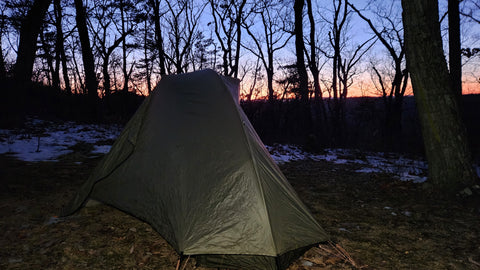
[{"x1": 127, "y1": 72, "x2": 479, "y2": 100}]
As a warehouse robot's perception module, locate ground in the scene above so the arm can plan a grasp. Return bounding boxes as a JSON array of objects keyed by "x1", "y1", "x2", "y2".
[{"x1": 1, "y1": 149, "x2": 479, "y2": 269}]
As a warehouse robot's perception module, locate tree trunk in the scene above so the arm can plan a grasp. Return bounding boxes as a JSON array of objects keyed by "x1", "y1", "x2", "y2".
[
  {"x1": 120, "y1": 0, "x2": 129, "y2": 92},
  {"x1": 54, "y1": 0, "x2": 71, "y2": 94},
  {"x1": 14, "y1": 0, "x2": 52, "y2": 84},
  {"x1": 150, "y1": 0, "x2": 166, "y2": 76},
  {"x1": 144, "y1": 18, "x2": 152, "y2": 94},
  {"x1": 102, "y1": 54, "x2": 111, "y2": 96},
  {"x1": 267, "y1": 67, "x2": 274, "y2": 101},
  {"x1": 401, "y1": 0, "x2": 477, "y2": 193},
  {"x1": 0, "y1": 33, "x2": 5, "y2": 81},
  {"x1": 294, "y1": 0, "x2": 309, "y2": 104},
  {"x1": 39, "y1": 29, "x2": 55, "y2": 86},
  {"x1": 233, "y1": 1, "x2": 246, "y2": 78},
  {"x1": 448, "y1": 0, "x2": 462, "y2": 98},
  {"x1": 74, "y1": 0, "x2": 98, "y2": 99},
  {"x1": 306, "y1": 0, "x2": 321, "y2": 102}
]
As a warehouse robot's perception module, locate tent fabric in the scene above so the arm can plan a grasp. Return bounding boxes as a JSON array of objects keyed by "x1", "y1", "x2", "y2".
[{"x1": 62, "y1": 69, "x2": 328, "y2": 269}]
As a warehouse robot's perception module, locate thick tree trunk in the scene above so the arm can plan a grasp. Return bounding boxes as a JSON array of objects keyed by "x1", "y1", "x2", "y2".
[
  {"x1": 402, "y1": 0, "x2": 477, "y2": 193},
  {"x1": 14, "y1": 0, "x2": 52, "y2": 84},
  {"x1": 74, "y1": 0, "x2": 98, "y2": 99}
]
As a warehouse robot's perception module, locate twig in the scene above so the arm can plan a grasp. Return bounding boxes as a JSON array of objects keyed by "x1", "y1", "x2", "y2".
[
  {"x1": 318, "y1": 241, "x2": 361, "y2": 268},
  {"x1": 175, "y1": 255, "x2": 191, "y2": 270},
  {"x1": 175, "y1": 258, "x2": 180, "y2": 270},
  {"x1": 469, "y1": 257, "x2": 480, "y2": 267},
  {"x1": 180, "y1": 255, "x2": 191, "y2": 270}
]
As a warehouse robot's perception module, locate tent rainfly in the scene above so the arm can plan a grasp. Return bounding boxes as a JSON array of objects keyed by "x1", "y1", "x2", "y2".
[{"x1": 62, "y1": 69, "x2": 328, "y2": 269}]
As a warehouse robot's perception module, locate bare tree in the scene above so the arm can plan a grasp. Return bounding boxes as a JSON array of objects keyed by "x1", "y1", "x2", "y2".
[
  {"x1": 242, "y1": 0, "x2": 293, "y2": 101},
  {"x1": 338, "y1": 36, "x2": 376, "y2": 99},
  {"x1": 74, "y1": 0, "x2": 98, "y2": 99},
  {"x1": 244, "y1": 58, "x2": 262, "y2": 101},
  {"x1": 303, "y1": 0, "x2": 329, "y2": 129},
  {"x1": 317, "y1": 0, "x2": 349, "y2": 142},
  {"x1": 349, "y1": 2, "x2": 407, "y2": 145},
  {"x1": 136, "y1": 9, "x2": 155, "y2": 94},
  {"x1": 460, "y1": 1, "x2": 480, "y2": 23},
  {"x1": 305, "y1": 0, "x2": 324, "y2": 103},
  {"x1": 402, "y1": 0, "x2": 477, "y2": 193},
  {"x1": 53, "y1": 0, "x2": 71, "y2": 94},
  {"x1": 209, "y1": 0, "x2": 246, "y2": 78},
  {"x1": 38, "y1": 26, "x2": 55, "y2": 86},
  {"x1": 163, "y1": 0, "x2": 206, "y2": 74},
  {"x1": 0, "y1": 2, "x2": 7, "y2": 81},
  {"x1": 148, "y1": 0, "x2": 167, "y2": 76},
  {"x1": 294, "y1": 0, "x2": 309, "y2": 104},
  {"x1": 449, "y1": 0, "x2": 462, "y2": 98},
  {"x1": 89, "y1": 0, "x2": 133, "y2": 96},
  {"x1": 189, "y1": 32, "x2": 215, "y2": 71},
  {"x1": 328, "y1": 0, "x2": 348, "y2": 106},
  {"x1": 111, "y1": 0, "x2": 138, "y2": 93},
  {"x1": 0, "y1": 5, "x2": 6, "y2": 81}
]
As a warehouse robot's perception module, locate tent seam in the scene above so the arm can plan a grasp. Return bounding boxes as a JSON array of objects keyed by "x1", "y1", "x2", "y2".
[{"x1": 214, "y1": 72, "x2": 278, "y2": 256}]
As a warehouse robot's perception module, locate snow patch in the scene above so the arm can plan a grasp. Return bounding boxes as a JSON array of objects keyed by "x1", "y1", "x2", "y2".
[
  {"x1": 267, "y1": 145, "x2": 429, "y2": 183},
  {"x1": 0, "y1": 118, "x2": 121, "y2": 162}
]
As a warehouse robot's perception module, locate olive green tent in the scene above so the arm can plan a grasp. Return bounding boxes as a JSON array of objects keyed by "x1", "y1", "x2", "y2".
[{"x1": 62, "y1": 69, "x2": 328, "y2": 269}]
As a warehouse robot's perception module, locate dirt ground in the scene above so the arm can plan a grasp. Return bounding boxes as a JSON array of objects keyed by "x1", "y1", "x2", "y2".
[{"x1": 1, "y1": 149, "x2": 479, "y2": 269}]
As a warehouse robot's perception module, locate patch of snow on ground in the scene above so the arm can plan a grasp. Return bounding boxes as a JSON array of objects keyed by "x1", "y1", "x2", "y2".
[
  {"x1": 92, "y1": 145, "x2": 113, "y2": 154},
  {"x1": 267, "y1": 145, "x2": 429, "y2": 183},
  {"x1": 266, "y1": 145, "x2": 310, "y2": 163},
  {"x1": 0, "y1": 118, "x2": 121, "y2": 162}
]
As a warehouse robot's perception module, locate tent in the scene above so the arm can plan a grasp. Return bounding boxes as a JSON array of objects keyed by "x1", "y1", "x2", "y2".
[{"x1": 62, "y1": 69, "x2": 328, "y2": 269}]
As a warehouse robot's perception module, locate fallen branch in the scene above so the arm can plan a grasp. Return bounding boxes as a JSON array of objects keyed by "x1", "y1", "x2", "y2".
[{"x1": 468, "y1": 257, "x2": 480, "y2": 267}]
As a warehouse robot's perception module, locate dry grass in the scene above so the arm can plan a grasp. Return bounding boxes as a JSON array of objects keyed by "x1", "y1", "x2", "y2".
[{"x1": 1, "y1": 153, "x2": 479, "y2": 269}]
